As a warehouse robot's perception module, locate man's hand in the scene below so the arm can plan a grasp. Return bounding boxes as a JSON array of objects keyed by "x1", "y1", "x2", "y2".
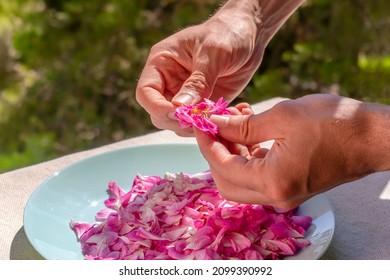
[
  {"x1": 195, "y1": 94, "x2": 390, "y2": 209},
  {"x1": 136, "y1": 0, "x2": 304, "y2": 136}
]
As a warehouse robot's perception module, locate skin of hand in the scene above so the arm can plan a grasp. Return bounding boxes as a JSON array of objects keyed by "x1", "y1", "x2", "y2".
[
  {"x1": 194, "y1": 94, "x2": 390, "y2": 209},
  {"x1": 224, "y1": 102, "x2": 267, "y2": 159},
  {"x1": 136, "y1": 0, "x2": 305, "y2": 136}
]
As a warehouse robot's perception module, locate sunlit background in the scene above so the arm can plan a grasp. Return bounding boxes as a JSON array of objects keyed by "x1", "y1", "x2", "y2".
[{"x1": 1, "y1": 0, "x2": 389, "y2": 173}]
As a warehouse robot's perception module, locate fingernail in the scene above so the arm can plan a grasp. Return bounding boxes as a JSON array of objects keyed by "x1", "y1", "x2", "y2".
[
  {"x1": 172, "y1": 92, "x2": 201, "y2": 105},
  {"x1": 210, "y1": 115, "x2": 230, "y2": 128}
]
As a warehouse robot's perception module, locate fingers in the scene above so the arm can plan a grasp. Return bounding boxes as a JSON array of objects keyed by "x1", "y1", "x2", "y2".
[
  {"x1": 136, "y1": 60, "x2": 176, "y2": 114},
  {"x1": 194, "y1": 127, "x2": 307, "y2": 209},
  {"x1": 136, "y1": 51, "x2": 193, "y2": 132},
  {"x1": 194, "y1": 127, "x2": 289, "y2": 207},
  {"x1": 208, "y1": 167, "x2": 273, "y2": 205},
  {"x1": 137, "y1": 87, "x2": 178, "y2": 131},
  {"x1": 234, "y1": 102, "x2": 254, "y2": 115},
  {"x1": 194, "y1": 128, "x2": 264, "y2": 191},
  {"x1": 209, "y1": 112, "x2": 278, "y2": 145}
]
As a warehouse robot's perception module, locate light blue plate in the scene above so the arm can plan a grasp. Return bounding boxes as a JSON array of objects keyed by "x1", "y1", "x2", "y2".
[{"x1": 23, "y1": 143, "x2": 335, "y2": 260}]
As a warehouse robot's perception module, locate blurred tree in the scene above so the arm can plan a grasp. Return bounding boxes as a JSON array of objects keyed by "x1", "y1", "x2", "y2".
[
  {"x1": 0, "y1": 0, "x2": 389, "y2": 173},
  {"x1": 0, "y1": 0, "x2": 220, "y2": 172}
]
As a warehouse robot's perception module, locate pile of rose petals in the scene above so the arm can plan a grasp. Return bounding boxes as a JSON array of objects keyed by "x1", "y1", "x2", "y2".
[
  {"x1": 174, "y1": 98, "x2": 231, "y2": 135},
  {"x1": 70, "y1": 171, "x2": 312, "y2": 260}
]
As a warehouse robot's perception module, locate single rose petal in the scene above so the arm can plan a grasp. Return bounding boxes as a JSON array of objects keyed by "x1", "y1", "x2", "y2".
[{"x1": 69, "y1": 221, "x2": 91, "y2": 239}]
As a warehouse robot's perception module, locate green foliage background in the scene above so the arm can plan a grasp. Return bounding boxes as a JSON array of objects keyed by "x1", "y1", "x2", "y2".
[{"x1": 1, "y1": 0, "x2": 389, "y2": 173}]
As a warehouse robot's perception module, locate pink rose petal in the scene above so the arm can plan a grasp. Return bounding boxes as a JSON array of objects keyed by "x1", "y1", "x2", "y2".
[
  {"x1": 174, "y1": 98, "x2": 231, "y2": 135},
  {"x1": 70, "y1": 170, "x2": 312, "y2": 260}
]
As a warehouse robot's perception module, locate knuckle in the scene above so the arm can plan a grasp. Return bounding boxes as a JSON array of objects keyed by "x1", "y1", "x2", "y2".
[
  {"x1": 272, "y1": 100, "x2": 299, "y2": 118},
  {"x1": 267, "y1": 179, "x2": 296, "y2": 204},
  {"x1": 265, "y1": 176, "x2": 308, "y2": 210},
  {"x1": 273, "y1": 200, "x2": 300, "y2": 211},
  {"x1": 269, "y1": 100, "x2": 305, "y2": 133},
  {"x1": 149, "y1": 42, "x2": 166, "y2": 56},
  {"x1": 150, "y1": 115, "x2": 168, "y2": 130},
  {"x1": 183, "y1": 72, "x2": 211, "y2": 95},
  {"x1": 150, "y1": 116, "x2": 162, "y2": 129},
  {"x1": 217, "y1": 188, "x2": 235, "y2": 202},
  {"x1": 135, "y1": 87, "x2": 145, "y2": 105},
  {"x1": 238, "y1": 115, "x2": 256, "y2": 144}
]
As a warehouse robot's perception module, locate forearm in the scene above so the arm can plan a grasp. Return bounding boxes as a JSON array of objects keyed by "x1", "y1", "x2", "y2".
[{"x1": 217, "y1": 0, "x2": 305, "y2": 45}]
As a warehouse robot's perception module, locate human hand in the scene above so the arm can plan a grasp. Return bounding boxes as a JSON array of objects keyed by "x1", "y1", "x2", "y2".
[
  {"x1": 136, "y1": 0, "x2": 304, "y2": 136},
  {"x1": 194, "y1": 94, "x2": 390, "y2": 209}
]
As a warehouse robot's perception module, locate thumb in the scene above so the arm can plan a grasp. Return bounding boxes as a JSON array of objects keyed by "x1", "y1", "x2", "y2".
[
  {"x1": 172, "y1": 44, "x2": 223, "y2": 105},
  {"x1": 172, "y1": 71, "x2": 214, "y2": 105},
  {"x1": 210, "y1": 113, "x2": 277, "y2": 145}
]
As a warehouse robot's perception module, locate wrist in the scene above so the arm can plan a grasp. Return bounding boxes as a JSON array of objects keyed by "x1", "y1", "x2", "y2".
[
  {"x1": 217, "y1": 0, "x2": 262, "y2": 25},
  {"x1": 217, "y1": 0, "x2": 305, "y2": 45}
]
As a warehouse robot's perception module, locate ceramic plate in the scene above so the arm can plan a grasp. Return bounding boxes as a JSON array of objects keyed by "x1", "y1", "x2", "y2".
[{"x1": 24, "y1": 143, "x2": 335, "y2": 260}]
